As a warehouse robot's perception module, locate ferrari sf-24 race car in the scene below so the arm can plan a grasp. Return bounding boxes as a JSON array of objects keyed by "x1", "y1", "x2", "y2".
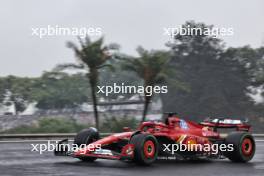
[{"x1": 54, "y1": 113, "x2": 255, "y2": 165}]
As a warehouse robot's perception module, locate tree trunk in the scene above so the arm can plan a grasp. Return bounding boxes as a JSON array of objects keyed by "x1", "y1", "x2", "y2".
[
  {"x1": 91, "y1": 85, "x2": 99, "y2": 129},
  {"x1": 142, "y1": 95, "x2": 152, "y2": 122},
  {"x1": 88, "y1": 70, "x2": 99, "y2": 130}
]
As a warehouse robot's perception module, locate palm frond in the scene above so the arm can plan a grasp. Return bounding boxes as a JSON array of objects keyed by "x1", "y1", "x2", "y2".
[
  {"x1": 53, "y1": 63, "x2": 85, "y2": 72},
  {"x1": 77, "y1": 36, "x2": 86, "y2": 50},
  {"x1": 66, "y1": 41, "x2": 85, "y2": 60}
]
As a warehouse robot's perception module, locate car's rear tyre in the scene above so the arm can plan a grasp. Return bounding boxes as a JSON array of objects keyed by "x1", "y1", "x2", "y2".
[
  {"x1": 224, "y1": 132, "x2": 255, "y2": 162},
  {"x1": 74, "y1": 127, "x2": 99, "y2": 162},
  {"x1": 130, "y1": 133, "x2": 158, "y2": 165}
]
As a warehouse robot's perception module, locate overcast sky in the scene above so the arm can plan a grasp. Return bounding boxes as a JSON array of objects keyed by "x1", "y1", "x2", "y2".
[{"x1": 0, "y1": 0, "x2": 263, "y2": 77}]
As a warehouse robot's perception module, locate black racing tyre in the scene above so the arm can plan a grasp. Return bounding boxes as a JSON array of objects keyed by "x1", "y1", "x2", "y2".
[
  {"x1": 74, "y1": 127, "x2": 99, "y2": 162},
  {"x1": 130, "y1": 133, "x2": 158, "y2": 165},
  {"x1": 224, "y1": 132, "x2": 255, "y2": 162}
]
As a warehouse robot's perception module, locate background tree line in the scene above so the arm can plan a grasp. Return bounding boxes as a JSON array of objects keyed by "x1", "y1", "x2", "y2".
[{"x1": 0, "y1": 21, "x2": 264, "y2": 130}]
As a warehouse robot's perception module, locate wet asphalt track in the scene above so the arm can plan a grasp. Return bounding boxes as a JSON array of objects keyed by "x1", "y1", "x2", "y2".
[{"x1": 0, "y1": 139, "x2": 263, "y2": 176}]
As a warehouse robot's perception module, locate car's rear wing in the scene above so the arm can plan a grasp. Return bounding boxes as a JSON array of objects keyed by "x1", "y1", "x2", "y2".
[{"x1": 200, "y1": 118, "x2": 251, "y2": 132}]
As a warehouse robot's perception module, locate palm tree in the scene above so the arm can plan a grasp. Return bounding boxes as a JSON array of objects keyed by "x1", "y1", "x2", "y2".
[
  {"x1": 122, "y1": 47, "x2": 172, "y2": 122},
  {"x1": 56, "y1": 37, "x2": 119, "y2": 129}
]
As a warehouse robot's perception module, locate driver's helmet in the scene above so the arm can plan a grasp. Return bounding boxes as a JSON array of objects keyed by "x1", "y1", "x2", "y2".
[{"x1": 164, "y1": 112, "x2": 180, "y2": 127}]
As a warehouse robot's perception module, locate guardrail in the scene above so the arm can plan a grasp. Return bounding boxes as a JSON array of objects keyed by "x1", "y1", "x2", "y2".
[{"x1": 0, "y1": 133, "x2": 263, "y2": 140}]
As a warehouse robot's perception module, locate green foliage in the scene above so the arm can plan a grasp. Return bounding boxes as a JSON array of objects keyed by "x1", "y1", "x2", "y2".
[
  {"x1": 100, "y1": 116, "x2": 139, "y2": 133},
  {"x1": 0, "y1": 78, "x2": 6, "y2": 102},
  {"x1": 3, "y1": 118, "x2": 90, "y2": 134},
  {"x1": 224, "y1": 46, "x2": 264, "y2": 86},
  {"x1": 65, "y1": 37, "x2": 119, "y2": 70},
  {"x1": 31, "y1": 72, "x2": 90, "y2": 109},
  {"x1": 163, "y1": 21, "x2": 260, "y2": 120},
  {"x1": 122, "y1": 47, "x2": 171, "y2": 85},
  {"x1": 167, "y1": 21, "x2": 223, "y2": 57},
  {"x1": 0, "y1": 72, "x2": 91, "y2": 111}
]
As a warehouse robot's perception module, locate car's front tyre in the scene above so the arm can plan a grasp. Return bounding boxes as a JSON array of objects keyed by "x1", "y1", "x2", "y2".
[
  {"x1": 74, "y1": 127, "x2": 99, "y2": 162},
  {"x1": 130, "y1": 133, "x2": 158, "y2": 165}
]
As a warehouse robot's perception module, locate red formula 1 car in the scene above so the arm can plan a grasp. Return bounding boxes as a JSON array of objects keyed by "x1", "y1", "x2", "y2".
[{"x1": 55, "y1": 113, "x2": 255, "y2": 165}]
